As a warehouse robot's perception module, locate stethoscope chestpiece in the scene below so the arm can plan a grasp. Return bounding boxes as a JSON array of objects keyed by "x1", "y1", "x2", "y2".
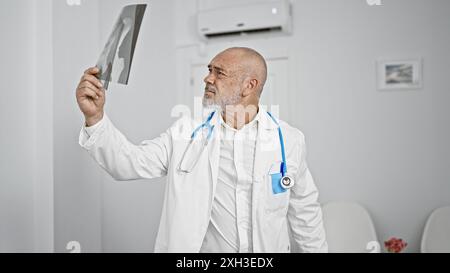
[{"x1": 280, "y1": 175, "x2": 294, "y2": 189}]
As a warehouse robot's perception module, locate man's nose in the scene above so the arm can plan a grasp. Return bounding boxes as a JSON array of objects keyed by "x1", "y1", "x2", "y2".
[{"x1": 204, "y1": 73, "x2": 215, "y2": 85}]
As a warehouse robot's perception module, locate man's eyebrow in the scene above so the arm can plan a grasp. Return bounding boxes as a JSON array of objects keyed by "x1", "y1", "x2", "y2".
[{"x1": 207, "y1": 64, "x2": 227, "y2": 73}]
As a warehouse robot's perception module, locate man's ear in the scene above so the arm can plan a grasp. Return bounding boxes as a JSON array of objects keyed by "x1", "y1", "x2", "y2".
[{"x1": 242, "y1": 78, "x2": 258, "y2": 97}]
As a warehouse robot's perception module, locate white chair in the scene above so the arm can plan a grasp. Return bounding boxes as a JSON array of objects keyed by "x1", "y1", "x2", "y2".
[
  {"x1": 421, "y1": 206, "x2": 450, "y2": 253},
  {"x1": 322, "y1": 202, "x2": 379, "y2": 253}
]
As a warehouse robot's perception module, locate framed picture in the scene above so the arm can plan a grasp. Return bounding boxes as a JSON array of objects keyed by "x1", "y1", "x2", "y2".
[{"x1": 377, "y1": 58, "x2": 423, "y2": 90}]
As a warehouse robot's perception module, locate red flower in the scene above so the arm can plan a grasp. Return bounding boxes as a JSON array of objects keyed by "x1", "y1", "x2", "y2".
[{"x1": 384, "y1": 237, "x2": 408, "y2": 253}]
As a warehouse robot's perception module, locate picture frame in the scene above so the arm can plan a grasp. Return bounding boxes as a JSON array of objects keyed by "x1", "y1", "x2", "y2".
[{"x1": 377, "y1": 58, "x2": 423, "y2": 90}]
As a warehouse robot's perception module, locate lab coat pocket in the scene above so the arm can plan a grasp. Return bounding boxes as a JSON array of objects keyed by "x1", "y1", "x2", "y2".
[{"x1": 264, "y1": 172, "x2": 290, "y2": 214}]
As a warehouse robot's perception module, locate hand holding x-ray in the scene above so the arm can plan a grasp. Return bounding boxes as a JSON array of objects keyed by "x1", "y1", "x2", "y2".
[{"x1": 96, "y1": 4, "x2": 147, "y2": 90}]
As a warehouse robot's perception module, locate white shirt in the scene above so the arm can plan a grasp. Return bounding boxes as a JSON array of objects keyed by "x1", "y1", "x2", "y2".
[{"x1": 200, "y1": 111, "x2": 260, "y2": 253}]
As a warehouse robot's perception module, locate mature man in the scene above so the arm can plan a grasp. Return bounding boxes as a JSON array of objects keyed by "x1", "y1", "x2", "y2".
[{"x1": 76, "y1": 47, "x2": 328, "y2": 253}]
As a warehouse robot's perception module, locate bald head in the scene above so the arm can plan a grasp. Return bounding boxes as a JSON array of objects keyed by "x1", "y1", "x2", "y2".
[{"x1": 218, "y1": 47, "x2": 268, "y2": 95}]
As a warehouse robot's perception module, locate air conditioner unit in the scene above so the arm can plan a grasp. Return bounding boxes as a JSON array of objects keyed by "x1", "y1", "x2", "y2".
[{"x1": 197, "y1": 0, "x2": 292, "y2": 39}]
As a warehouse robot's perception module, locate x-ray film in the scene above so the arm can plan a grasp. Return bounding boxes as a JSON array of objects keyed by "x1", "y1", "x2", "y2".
[{"x1": 96, "y1": 4, "x2": 147, "y2": 90}]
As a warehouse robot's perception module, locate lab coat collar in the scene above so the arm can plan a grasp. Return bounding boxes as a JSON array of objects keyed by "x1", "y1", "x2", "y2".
[
  {"x1": 206, "y1": 105, "x2": 279, "y2": 131},
  {"x1": 258, "y1": 109, "x2": 279, "y2": 131}
]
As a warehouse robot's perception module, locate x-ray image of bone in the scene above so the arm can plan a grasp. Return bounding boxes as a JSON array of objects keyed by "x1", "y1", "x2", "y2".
[{"x1": 95, "y1": 4, "x2": 147, "y2": 90}]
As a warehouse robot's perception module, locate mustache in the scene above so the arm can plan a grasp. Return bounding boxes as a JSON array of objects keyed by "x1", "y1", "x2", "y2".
[{"x1": 205, "y1": 85, "x2": 217, "y2": 93}]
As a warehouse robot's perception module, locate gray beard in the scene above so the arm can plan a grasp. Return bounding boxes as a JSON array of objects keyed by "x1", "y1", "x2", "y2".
[{"x1": 202, "y1": 89, "x2": 242, "y2": 110}]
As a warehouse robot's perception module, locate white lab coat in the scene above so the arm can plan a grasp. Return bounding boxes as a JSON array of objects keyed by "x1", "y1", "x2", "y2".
[{"x1": 79, "y1": 110, "x2": 328, "y2": 253}]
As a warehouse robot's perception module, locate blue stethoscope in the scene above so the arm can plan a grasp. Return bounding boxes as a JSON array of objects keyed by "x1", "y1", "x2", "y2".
[{"x1": 177, "y1": 111, "x2": 294, "y2": 191}]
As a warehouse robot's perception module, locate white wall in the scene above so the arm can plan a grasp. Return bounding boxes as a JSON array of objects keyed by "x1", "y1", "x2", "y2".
[
  {"x1": 173, "y1": 0, "x2": 450, "y2": 252},
  {"x1": 0, "y1": 0, "x2": 53, "y2": 252},
  {"x1": 53, "y1": 0, "x2": 103, "y2": 252},
  {"x1": 33, "y1": 0, "x2": 54, "y2": 253},
  {"x1": 0, "y1": 0, "x2": 35, "y2": 252}
]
